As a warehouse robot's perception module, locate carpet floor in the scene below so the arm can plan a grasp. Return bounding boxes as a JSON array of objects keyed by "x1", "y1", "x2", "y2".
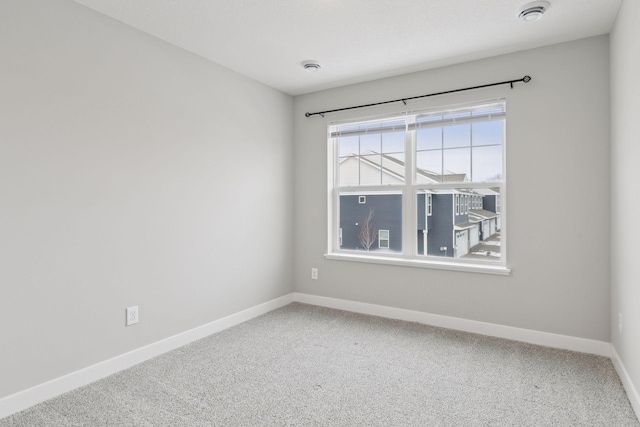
[{"x1": 1, "y1": 302, "x2": 638, "y2": 426}]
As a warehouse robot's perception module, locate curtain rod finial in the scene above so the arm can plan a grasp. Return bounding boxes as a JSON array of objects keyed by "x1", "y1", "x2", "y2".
[{"x1": 523, "y1": 75, "x2": 532, "y2": 83}]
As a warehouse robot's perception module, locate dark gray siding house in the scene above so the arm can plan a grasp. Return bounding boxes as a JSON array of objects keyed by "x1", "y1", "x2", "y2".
[
  {"x1": 424, "y1": 193, "x2": 455, "y2": 257},
  {"x1": 339, "y1": 194, "x2": 402, "y2": 252},
  {"x1": 483, "y1": 194, "x2": 499, "y2": 213},
  {"x1": 342, "y1": 191, "x2": 498, "y2": 259}
]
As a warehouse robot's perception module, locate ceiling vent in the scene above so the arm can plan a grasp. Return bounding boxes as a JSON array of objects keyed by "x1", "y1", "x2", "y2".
[
  {"x1": 518, "y1": 1, "x2": 550, "y2": 22},
  {"x1": 302, "y1": 61, "x2": 321, "y2": 72}
]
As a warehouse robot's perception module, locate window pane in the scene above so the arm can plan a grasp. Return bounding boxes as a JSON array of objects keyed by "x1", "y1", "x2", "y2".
[
  {"x1": 443, "y1": 148, "x2": 470, "y2": 181},
  {"x1": 472, "y1": 120, "x2": 504, "y2": 147},
  {"x1": 338, "y1": 136, "x2": 359, "y2": 157},
  {"x1": 338, "y1": 148, "x2": 406, "y2": 187},
  {"x1": 360, "y1": 133, "x2": 380, "y2": 154},
  {"x1": 339, "y1": 192, "x2": 402, "y2": 253},
  {"x1": 382, "y1": 131, "x2": 405, "y2": 184},
  {"x1": 416, "y1": 150, "x2": 442, "y2": 183},
  {"x1": 382, "y1": 131, "x2": 404, "y2": 154},
  {"x1": 338, "y1": 155, "x2": 359, "y2": 186},
  {"x1": 443, "y1": 124, "x2": 470, "y2": 148},
  {"x1": 417, "y1": 127, "x2": 441, "y2": 150},
  {"x1": 416, "y1": 188, "x2": 501, "y2": 261},
  {"x1": 381, "y1": 156, "x2": 405, "y2": 184},
  {"x1": 472, "y1": 145, "x2": 503, "y2": 182},
  {"x1": 360, "y1": 155, "x2": 382, "y2": 185}
]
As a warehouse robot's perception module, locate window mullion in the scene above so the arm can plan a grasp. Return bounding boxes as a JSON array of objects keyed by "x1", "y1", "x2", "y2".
[{"x1": 404, "y1": 116, "x2": 417, "y2": 257}]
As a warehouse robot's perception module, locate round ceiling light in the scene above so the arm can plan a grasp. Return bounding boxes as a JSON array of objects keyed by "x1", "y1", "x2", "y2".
[
  {"x1": 518, "y1": 1, "x2": 550, "y2": 22},
  {"x1": 302, "y1": 60, "x2": 321, "y2": 72}
]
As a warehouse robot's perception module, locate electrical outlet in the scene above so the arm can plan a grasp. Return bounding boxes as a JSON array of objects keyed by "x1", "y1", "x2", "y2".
[
  {"x1": 311, "y1": 268, "x2": 318, "y2": 280},
  {"x1": 619, "y1": 312, "x2": 623, "y2": 336},
  {"x1": 126, "y1": 306, "x2": 139, "y2": 326}
]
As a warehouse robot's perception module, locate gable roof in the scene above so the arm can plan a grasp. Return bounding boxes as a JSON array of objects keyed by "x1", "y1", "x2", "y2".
[{"x1": 340, "y1": 151, "x2": 469, "y2": 184}]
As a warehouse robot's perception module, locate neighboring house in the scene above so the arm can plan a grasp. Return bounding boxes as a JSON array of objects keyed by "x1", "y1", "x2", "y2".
[
  {"x1": 338, "y1": 153, "x2": 500, "y2": 258},
  {"x1": 417, "y1": 190, "x2": 496, "y2": 258},
  {"x1": 339, "y1": 194, "x2": 402, "y2": 252},
  {"x1": 472, "y1": 187, "x2": 501, "y2": 237}
]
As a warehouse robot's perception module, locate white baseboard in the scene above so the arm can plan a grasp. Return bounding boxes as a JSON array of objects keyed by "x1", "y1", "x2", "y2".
[
  {"x1": 292, "y1": 293, "x2": 612, "y2": 357},
  {"x1": 0, "y1": 293, "x2": 294, "y2": 420},
  {"x1": 611, "y1": 346, "x2": 640, "y2": 421},
  {"x1": 2, "y1": 292, "x2": 630, "y2": 421}
]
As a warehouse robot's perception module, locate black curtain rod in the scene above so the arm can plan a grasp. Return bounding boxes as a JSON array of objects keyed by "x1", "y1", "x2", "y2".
[{"x1": 305, "y1": 75, "x2": 531, "y2": 118}]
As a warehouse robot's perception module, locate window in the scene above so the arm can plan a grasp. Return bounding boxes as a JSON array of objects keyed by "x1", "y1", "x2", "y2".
[
  {"x1": 328, "y1": 100, "x2": 507, "y2": 273},
  {"x1": 378, "y1": 230, "x2": 390, "y2": 249}
]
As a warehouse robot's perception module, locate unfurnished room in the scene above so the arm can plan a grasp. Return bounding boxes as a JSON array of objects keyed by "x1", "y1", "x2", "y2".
[{"x1": 1, "y1": 0, "x2": 639, "y2": 425}]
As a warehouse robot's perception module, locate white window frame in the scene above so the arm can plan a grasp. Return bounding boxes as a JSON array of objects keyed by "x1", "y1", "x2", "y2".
[
  {"x1": 378, "y1": 230, "x2": 390, "y2": 249},
  {"x1": 326, "y1": 99, "x2": 510, "y2": 276}
]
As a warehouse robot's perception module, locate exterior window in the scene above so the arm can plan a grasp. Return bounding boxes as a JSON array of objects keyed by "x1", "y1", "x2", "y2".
[
  {"x1": 330, "y1": 101, "x2": 506, "y2": 269},
  {"x1": 378, "y1": 230, "x2": 390, "y2": 249}
]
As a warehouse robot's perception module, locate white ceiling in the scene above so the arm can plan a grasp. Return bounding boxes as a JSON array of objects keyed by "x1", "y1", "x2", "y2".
[{"x1": 73, "y1": 0, "x2": 621, "y2": 96}]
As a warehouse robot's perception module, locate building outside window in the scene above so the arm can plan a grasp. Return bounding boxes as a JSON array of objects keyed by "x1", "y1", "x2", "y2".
[{"x1": 329, "y1": 100, "x2": 506, "y2": 270}]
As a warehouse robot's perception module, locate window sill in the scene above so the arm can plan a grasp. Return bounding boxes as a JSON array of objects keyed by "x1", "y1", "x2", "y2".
[{"x1": 324, "y1": 252, "x2": 511, "y2": 276}]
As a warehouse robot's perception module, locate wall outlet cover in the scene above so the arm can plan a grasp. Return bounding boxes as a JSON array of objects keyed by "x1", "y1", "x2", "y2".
[{"x1": 126, "y1": 306, "x2": 139, "y2": 326}]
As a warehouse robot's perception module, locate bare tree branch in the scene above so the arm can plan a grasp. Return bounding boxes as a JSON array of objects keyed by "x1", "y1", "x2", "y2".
[{"x1": 359, "y1": 209, "x2": 377, "y2": 251}]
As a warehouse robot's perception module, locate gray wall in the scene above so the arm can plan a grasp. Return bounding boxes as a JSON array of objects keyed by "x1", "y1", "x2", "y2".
[
  {"x1": 0, "y1": 0, "x2": 293, "y2": 399},
  {"x1": 293, "y1": 36, "x2": 611, "y2": 341},
  {"x1": 611, "y1": 0, "x2": 640, "y2": 405}
]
